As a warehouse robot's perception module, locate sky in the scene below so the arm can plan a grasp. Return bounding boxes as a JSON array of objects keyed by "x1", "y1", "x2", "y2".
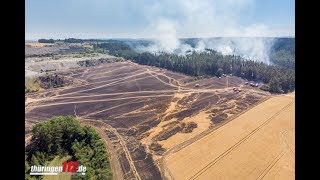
[{"x1": 25, "y1": 0, "x2": 295, "y2": 40}]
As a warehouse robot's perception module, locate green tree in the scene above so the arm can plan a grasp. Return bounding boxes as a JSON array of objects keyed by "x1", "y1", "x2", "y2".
[
  {"x1": 216, "y1": 68, "x2": 224, "y2": 77},
  {"x1": 26, "y1": 116, "x2": 112, "y2": 180},
  {"x1": 269, "y1": 77, "x2": 283, "y2": 93}
]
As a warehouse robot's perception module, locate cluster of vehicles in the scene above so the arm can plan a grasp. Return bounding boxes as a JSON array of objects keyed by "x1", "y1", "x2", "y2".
[
  {"x1": 233, "y1": 87, "x2": 242, "y2": 92},
  {"x1": 193, "y1": 77, "x2": 259, "y2": 93},
  {"x1": 233, "y1": 82, "x2": 259, "y2": 93},
  {"x1": 244, "y1": 82, "x2": 259, "y2": 87}
]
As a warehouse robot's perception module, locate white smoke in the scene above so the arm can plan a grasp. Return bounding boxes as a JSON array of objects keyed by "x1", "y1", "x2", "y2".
[
  {"x1": 139, "y1": 18, "x2": 180, "y2": 53},
  {"x1": 138, "y1": 36, "x2": 274, "y2": 64},
  {"x1": 196, "y1": 37, "x2": 275, "y2": 64},
  {"x1": 137, "y1": 17, "x2": 195, "y2": 55},
  {"x1": 136, "y1": 0, "x2": 279, "y2": 64}
]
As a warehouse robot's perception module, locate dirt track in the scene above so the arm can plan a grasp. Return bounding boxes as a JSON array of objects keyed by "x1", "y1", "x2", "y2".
[
  {"x1": 81, "y1": 119, "x2": 139, "y2": 180},
  {"x1": 25, "y1": 61, "x2": 270, "y2": 179}
]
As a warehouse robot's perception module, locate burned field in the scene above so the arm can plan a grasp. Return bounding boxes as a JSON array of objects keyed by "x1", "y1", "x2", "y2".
[{"x1": 25, "y1": 61, "x2": 269, "y2": 179}]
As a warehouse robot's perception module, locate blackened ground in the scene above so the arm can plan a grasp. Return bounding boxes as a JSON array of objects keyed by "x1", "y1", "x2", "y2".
[{"x1": 25, "y1": 61, "x2": 269, "y2": 179}]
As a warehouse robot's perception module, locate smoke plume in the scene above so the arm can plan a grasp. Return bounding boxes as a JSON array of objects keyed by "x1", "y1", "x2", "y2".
[{"x1": 137, "y1": 0, "x2": 276, "y2": 64}]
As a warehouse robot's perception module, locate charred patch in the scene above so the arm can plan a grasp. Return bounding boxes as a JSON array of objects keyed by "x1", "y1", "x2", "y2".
[
  {"x1": 152, "y1": 123, "x2": 185, "y2": 141},
  {"x1": 211, "y1": 113, "x2": 228, "y2": 124},
  {"x1": 38, "y1": 74, "x2": 72, "y2": 89},
  {"x1": 177, "y1": 93, "x2": 198, "y2": 106},
  {"x1": 149, "y1": 142, "x2": 166, "y2": 155},
  {"x1": 181, "y1": 122, "x2": 198, "y2": 133}
]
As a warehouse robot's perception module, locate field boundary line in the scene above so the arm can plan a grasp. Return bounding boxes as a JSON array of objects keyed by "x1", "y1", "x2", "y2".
[{"x1": 189, "y1": 101, "x2": 294, "y2": 180}]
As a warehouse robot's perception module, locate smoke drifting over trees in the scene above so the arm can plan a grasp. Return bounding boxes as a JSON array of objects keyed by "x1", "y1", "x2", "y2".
[
  {"x1": 131, "y1": 0, "x2": 293, "y2": 64},
  {"x1": 136, "y1": 36, "x2": 275, "y2": 64},
  {"x1": 94, "y1": 37, "x2": 295, "y2": 94}
]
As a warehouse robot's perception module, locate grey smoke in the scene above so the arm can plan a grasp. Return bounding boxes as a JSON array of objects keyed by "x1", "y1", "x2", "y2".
[
  {"x1": 136, "y1": 0, "x2": 278, "y2": 64},
  {"x1": 136, "y1": 35, "x2": 275, "y2": 64},
  {"x1": 197, "y1": 37, "x2": 275, "y2": 64}
]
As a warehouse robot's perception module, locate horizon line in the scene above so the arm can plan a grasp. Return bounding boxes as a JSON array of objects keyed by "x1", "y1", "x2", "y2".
[{"x1": 25, "y1": 36, "x2": 295, "y2": 41}]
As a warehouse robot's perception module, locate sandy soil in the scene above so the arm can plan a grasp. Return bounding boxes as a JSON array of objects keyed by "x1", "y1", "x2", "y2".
[
  {"x1": 164, "y1": 95, "x2": 294, "y2": 180},
  {"x1": 158, "y1": 111, "x2": 211, "y2": 150}
]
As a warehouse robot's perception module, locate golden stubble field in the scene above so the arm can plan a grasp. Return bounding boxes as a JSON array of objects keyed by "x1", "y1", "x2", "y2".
[
  {"x1": 164, "y1": 94, "x2": 295, "y2": 180},
  {"x1": 26, "y1": 42, "x2": 54, "y2": 47}
]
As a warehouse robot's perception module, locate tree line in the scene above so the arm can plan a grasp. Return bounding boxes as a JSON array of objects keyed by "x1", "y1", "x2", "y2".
[
  {"x1": 38, "y1": 39, "x2": 54, "y2": 43},
  {"x1": 124, "y1": 51, "x2": 294, "y2": 93},
  {"x1": 95, "y1": 41, "x2": 294, "y2": 93},
  {"x1": 25, "y1": 116, "x2": 112, "y2": 180}
]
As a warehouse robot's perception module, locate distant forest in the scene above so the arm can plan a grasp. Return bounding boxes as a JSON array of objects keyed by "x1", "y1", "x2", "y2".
[
  {"x1": 93, "y1": 38, "x2": 295, "y2": 93},
  {"x1": 38, "y1": 38, "x2": 295, "y2": 93},
  {"x1": 38, "y1": 39, "x2": 54, "y2": 43}
]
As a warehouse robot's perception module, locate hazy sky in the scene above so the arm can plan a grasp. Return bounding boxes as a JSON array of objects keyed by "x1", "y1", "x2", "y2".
[{"x1": 26, "y1": 0, "x2": 295, "y2": 40}]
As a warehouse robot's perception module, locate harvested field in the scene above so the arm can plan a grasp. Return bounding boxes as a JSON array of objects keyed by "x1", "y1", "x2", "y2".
[
  {"x1": 26, "y1": 61, "x2": 270, "y2": 179},
  {"x1": 164, "y1": 94, "x2": 294, "y2": 180},
  {"x1": 26, "y1": 42, "x2": 54, "y2": 47}
]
